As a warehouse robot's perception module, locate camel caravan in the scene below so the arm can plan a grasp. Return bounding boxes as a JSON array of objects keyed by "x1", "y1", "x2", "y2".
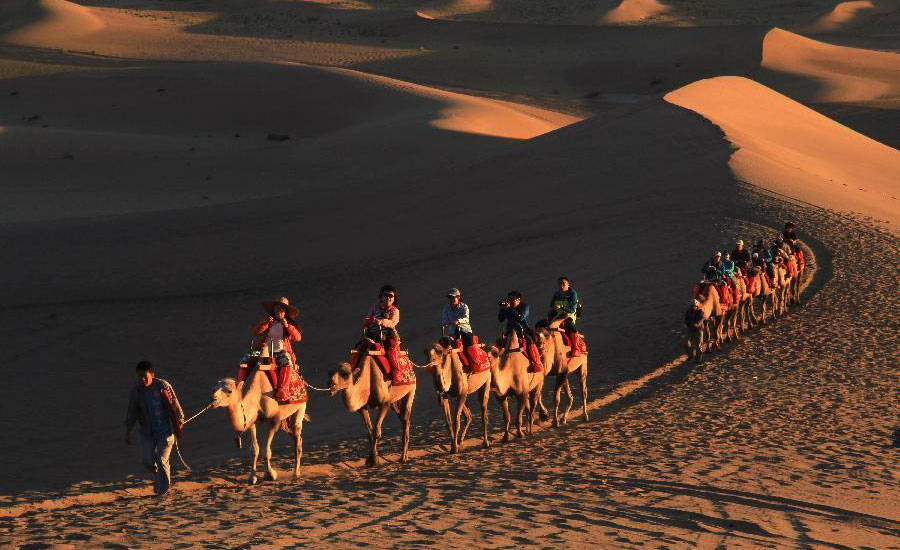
[
  {"x1": 201, "y1": 279, "x2": 587, "y2": 483},
  {"x1": 196, "y1": 223, "x2": 805, "y2": 484},
  {"x1": 685, "y1": 222, "x2": 807, "y2": 363}
]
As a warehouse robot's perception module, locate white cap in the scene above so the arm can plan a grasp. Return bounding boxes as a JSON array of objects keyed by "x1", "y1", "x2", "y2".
[{"x1": 446, "y1": 288, "x2": 461, "y2": 297}]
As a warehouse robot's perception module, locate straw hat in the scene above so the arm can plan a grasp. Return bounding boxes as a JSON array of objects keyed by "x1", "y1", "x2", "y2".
[{"x1": 262, "y1": 296, "x2": 299, "y2": 318}]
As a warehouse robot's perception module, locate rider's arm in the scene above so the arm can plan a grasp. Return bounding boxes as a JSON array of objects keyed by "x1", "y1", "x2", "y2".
[
  {"x1": 285, "y1": 322, "x2": 301, "y2": 342},
  {"x1": 441, "y1": 305, "x2": 452, "y2": 328},
  {"x1": 252, "y1": 317, "x2": 271, "y2": 335},
  {"x1": 457, "y1": 304, "x2": 470, "y2": 327},
  {"x1": 380, "y1": 307, "x2": 399, "y2": 328}
]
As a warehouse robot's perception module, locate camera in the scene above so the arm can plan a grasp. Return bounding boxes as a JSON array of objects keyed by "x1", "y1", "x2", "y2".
[{"x1": 498, "y1": 299, "x2": 510, "y2": 308}]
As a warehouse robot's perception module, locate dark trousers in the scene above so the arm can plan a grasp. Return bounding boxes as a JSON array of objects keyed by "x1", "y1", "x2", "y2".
[{"x1": 453, "y1": 329, "x2": 474, "y2": 347}]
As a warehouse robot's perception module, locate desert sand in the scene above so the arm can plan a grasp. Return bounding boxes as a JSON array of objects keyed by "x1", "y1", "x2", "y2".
[{"x1": 0, "y1": 0, "x2": 897, "y2": 549}]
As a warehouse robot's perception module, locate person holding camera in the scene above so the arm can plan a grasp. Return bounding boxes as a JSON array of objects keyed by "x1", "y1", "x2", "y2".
[
  {"x1": 498, "y1": 290, "x2": 543, "y2": 372},
  {"x1": 244, "y1": 297, "x2": 302, "y2": 391},
  {"x1": 549, "y1": 276, "x2": 585, "y2": 357}
]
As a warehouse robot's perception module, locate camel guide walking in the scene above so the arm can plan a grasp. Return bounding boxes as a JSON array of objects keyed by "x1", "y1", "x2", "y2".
[{"x1": 124, "y1": 361, "x2": 185, "y2": 496}]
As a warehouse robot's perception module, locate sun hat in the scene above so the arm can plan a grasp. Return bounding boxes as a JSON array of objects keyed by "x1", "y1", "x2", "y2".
[{"x1": 262, "y1": 297, "x2": 299, "y2": 318}]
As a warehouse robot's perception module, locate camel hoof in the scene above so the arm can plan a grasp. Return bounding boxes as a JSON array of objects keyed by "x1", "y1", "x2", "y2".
[
  {"x1": 552, "y1": 419, "x2": 559, "y2": 428},
  {"x1": 583, "y1": 413, "x2": 590, "y2": 422},
  {"x1": 400, "y1": 455, "x2": 409, "y2": 464},
  {"x1": 482, "y1": 440, "x2": 491, "y2": 449},
  {"x1": 248, "y1": 474, "x2": 259, "y2": 485},
  {"x1": 265, "y1": 469, "x2": 278, "y2": 481}
]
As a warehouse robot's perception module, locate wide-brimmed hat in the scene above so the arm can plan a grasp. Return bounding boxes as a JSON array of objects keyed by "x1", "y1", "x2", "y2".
[{"x1": 262, "y1": 296, "x2": 299, "y2": 318}]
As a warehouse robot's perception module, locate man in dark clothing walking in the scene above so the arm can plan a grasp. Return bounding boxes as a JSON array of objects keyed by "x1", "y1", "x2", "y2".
[{"x1": 125, "y1": 361, "x2": 185, "y2": 496}]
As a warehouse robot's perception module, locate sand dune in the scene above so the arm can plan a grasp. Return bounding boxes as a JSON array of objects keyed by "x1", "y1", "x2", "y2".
[
  {"x1": 600, "y1": 0, "x2": 672, "y2": 24},
  {"x1": 761, "y1": 28, "x2": 900, "y2": 104},
  {"x1": 415, "y1": 0, "x2": 493, "y2": 20},
  {"x1": 2, "y1": 0, "x2": 104, "y2": 45},
  {"x1": 802, "y1": 0, "x2": 878, "y2": 32},
  {"x1": 665, "y1": 76, "x2": 900, "y2": 232}
]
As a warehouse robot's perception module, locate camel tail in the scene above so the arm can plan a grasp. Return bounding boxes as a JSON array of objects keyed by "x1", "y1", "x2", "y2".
[{"x1": 304, "y1": 413, "x2": 311, "y2": 422}]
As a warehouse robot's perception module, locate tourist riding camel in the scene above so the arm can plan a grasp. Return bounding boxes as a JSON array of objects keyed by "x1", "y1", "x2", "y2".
[
  {"x1": 701, "y1": 251, "x2": 724, "y2": 279},
  {"x1": 245, "y1": 297, "x2": 303, "y2": 403},
  {"x1": 363, "y1": 285, "x2": 401, "y2": 375},
  {"x1": 547, "y1": 276, "x2": 586, "y2": 357},
  {"x1": 721, "y1": 252, "x2": 736, "y2": 280},
  {"x1": 731, "y1": 239, "x2": 751, "y2": 266},
  {"x1": 498, "y1": 290, "x2": 542, "y2": 372},
  {"x1": 783, "y1": 221, "x2": 798, "y2": 246}
]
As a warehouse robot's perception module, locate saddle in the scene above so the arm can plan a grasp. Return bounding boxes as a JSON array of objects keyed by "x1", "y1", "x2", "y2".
[
  {"x1": 350, "y1": 341, "x2": 416, "y2": 386},
  {"x1": 237, "y1": 351, "x2": 308, "y2": 404},
  {"x1": 452, "y1": 336, "x2": 491, "y2": 374}
]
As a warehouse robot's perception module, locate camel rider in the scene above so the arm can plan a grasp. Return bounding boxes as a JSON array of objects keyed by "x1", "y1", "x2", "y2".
[
  {"x1": 721, "y1": 252, "x2": 736, "y2": 280},
  {"x1": 783, "y1": 222, "x2": 798, "y2": 246},
  {"x1": 549, "y1": 276, "x2": 585, "y2": 357},
  {"x1": 701, "y1": 252, "x2": 724, "y2": 279},
  {"x1": 442, "y1": 288, "x2": 473, "y2": 347},
  {"x1": 363, "y1": 284, "x2": 401, "y2": 374},
  {"x1": 498, "y1": 290, "x2": 543, "y2": 372},
  {"x1": 246, "y1": 297, "x2": 302, "y2": 393},
  {"x1": 731, "y1": 239, "x2": 751, "y2": 266},
  {"x1": 754, "y1": 240, "x2": 773, "y2": 264}
]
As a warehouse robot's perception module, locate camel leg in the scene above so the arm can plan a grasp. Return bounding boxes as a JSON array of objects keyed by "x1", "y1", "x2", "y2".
[
  {"x1": 580, "y1": 359, "x2": 589, "y2": 421},
  {"x1": 524, "y1": 388, "x2": 537, "y2": 436},
  {"x1": 369, "y1": 405, "x2": 389, "y2": 467},
  {"x1": 563, "y1": 376, "x2": 574, "y2": 425},
  {"x1": 439, "y1": 396, "x2": 455, "y2": 453},
  {"x1": 292, "y1": 411, "x2": 304, "y2": 479},
  {"x1": 262, "y1": 421, "x2": 279, "y2": 481},
  {"x1": 457, "y1": 402, "x2": 472, "y2": 449},
  {"x1": 359, "y1": 409, "x2": 374, "y2": 446},
  {"x1": 514, "y1": 393, "x2": 525, "y2": 438},
  {"x1": 247, "y1": 424, "x2": 259, "y2": 485},
  {"x1": 399, "y1": 391, "x2": 415, "y2": 463},
  {"x1": 552, "y1": 374, "x2": 564, "y2": 427},
  {"x1": 498, "y1": 395, "x2": 512, "y2": 442},
  {"x1": 479, "y1": 382, "x2": 491, "y2": 449}
]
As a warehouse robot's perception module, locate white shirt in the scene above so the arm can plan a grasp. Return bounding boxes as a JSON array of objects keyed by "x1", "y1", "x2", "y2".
[{"x1": 266, "y1": 322, "x2": 285, "y2": 352}]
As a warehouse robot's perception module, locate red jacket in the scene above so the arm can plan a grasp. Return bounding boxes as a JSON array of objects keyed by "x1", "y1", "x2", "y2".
[{"x1": 253, "y1": 317, "x2": 301, "y2": 364}]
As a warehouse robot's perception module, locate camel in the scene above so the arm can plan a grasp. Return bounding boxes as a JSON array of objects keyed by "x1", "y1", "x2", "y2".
[
  {"x1": 535, "y1": 319, "x2": 588, "y2": 427},
  {"x1": 695, "y1": 282, "x2": 722, "y2": 355},
  {"x1": 486, "y1": 331, "x2": 545, "y2": 440},
  {"x1": 748, "y1": 266, "x2": 778, "y2": 324},
  {"x1": 327, "y1": 352, "x2": 415, "y2": 466},
  {"x1": 721, "y1": 279, "x2": 740, "y2": 342},
  {"x1": 425, "y1": 338, "x2": 492, "y2": 452},
  {"x1": 210, "y1": 368, "x2": 307, "y2": 484},
  {"x1": 771, "y1": 261, "x2": 791, "y2": 316},
  {"x1": 791, "y1": 255, "x2": 805, "y2": 305}
]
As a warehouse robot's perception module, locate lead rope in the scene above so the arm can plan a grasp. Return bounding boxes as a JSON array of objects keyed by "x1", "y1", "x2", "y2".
[{"x1": 172, "y1": 403, "x2": 214, "y2": 471}]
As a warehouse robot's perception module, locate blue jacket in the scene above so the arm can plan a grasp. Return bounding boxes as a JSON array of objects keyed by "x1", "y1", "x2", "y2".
[
  {"x1": 550, "y1": 289, "x2": 578, "y2": 317},
  {"x1": 498, "y1": 303, "x2": 530, "y2": 334},
  {"x1": 442, "y1": 302, "x2": 472, "y2": 334},
  {"x1": 701, "y1": 259, "x2": 724, "y2": 279}
]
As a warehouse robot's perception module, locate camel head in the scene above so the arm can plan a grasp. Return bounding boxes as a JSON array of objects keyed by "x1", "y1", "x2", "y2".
[
  {"x1": 327, "y1": 362, "x2": 354, "y2": 396},
  {"x1": 210, "y1": 378, "x2": 239, "y2": 408}
]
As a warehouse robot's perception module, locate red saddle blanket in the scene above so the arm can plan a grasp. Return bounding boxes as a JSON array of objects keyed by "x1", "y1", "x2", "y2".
[
  {"x1": 237, "y1": 361, "x2": 308, "y2": 404},
  {"x1": 350, "y1": 342, "x2": 416, "y2": 386},
  {"x1": 454, "y1": 337, "x2": 491, "y2": 374}
]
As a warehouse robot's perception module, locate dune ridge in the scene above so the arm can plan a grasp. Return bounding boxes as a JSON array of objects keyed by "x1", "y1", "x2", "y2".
[
  {"x1": 665, "y1": 76, "x2": 900, "y2": 233},
  {"x1": 600, "y1": 0, "x2": 671, "y2": 24},
  {"x1": 415, "y1": 0, "x2": 493, "y2": 20},
  {"x1": 3, "y1": 0, "x2": 104, "y2": 45},
  {"x1": 762, "y1": 28, "x2": 900, "y2": 104},
  {"x1": 802, "y1": 0, "x2": 877, "y2": 33}
]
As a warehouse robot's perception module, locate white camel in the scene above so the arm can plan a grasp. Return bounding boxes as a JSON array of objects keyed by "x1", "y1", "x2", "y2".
[
  {"x1": 328, "y1": 352, "x2": 416, "y2": 466},
  {"x1": 211, "y1": 368, "x2": 307, "y2": 484}
]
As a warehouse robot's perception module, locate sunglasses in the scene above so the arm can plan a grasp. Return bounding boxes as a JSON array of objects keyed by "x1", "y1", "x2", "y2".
[{"x1": 382, "y1": 293, "x2": 395, "y2": 298}]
